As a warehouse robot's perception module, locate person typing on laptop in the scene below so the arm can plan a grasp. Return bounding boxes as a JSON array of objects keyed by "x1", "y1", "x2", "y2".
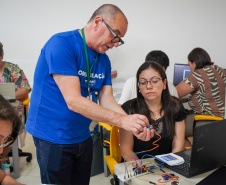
[
  {"x1": 176, "y1": 47, "x2": 226, "y2": 147},
  {"x1": 0, "y1": 42, "x2": 31, "y2": 148},
  {"x1": 120, "y1": 61, "x2": 187, "y2": 161}
]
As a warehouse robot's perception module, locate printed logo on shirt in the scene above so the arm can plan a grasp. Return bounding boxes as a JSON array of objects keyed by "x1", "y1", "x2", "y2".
[
  {"x1": 85, "y1": 79, "x2": 96, "y2": 86},
  {"x1": 78, "y1": 70, "x2": 105, "y2": 79}
]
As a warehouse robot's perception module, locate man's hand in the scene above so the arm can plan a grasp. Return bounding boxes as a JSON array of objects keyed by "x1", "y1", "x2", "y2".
[{"x1": 120, "y1": 114, "x2": 154, "y2": 141}]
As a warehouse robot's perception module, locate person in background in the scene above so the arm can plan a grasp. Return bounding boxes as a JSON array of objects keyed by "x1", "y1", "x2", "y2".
[
  {"x1": 111, "y1": 70, "x2": 117, "y2": 79},
  {"x1": 0, "y1": 95, "x2": 24, "y2": 185},
  {"x1": 176, "y1": 47, "x2": 226, "y2": 146},
  {"x1": 25, "y1": 4, "x2": 152, "y2": 185},
  {"x1": 0, "y1": 42, "x2": 31, "y2": 148},
  {"x1": 120, "y1": 61, "x2": 186, "y2": 161},
  {"x1": 118, "y1": 50, "x2": 178, "y2": 105}
]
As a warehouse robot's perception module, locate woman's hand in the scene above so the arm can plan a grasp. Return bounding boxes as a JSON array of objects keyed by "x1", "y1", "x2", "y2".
[{"x1": 2, "y1": 175, "x2": 25, "y2": 185}]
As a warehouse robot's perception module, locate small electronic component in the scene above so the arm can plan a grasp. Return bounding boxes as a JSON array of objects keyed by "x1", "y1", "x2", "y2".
[
  {"x1": 147, "y1": 125, "x2": 153, "y2": 130},
  {"x1": 133, "y1": 165, "x2": 148, "y2": 175},
  {"x1": 162, "y1": 174, "x2": 171, "y2": 180}
]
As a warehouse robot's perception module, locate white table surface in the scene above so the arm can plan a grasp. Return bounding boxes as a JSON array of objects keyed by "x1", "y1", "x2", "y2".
[{"x1": 114, "y1": 158, "x2": 216, "y2": 185}]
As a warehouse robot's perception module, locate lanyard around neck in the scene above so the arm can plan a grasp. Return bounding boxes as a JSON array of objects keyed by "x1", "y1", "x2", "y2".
[{"x1": 81, "y1": 28, "x2": 98, "y2": 95}]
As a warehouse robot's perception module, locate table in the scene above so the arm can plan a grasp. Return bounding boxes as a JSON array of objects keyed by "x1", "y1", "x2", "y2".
[{"x1": 114, "y1": 158, "x2": 217, "y2": 185}]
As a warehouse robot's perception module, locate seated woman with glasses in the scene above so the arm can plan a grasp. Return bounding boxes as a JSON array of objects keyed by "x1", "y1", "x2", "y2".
[
  {"x1": 0, "y1": 42, "x2": 31, "y2": 149},
  {"x1": 0, "y1": 94, "x2": 24, "y2": 185},
  {"x1": 120, "y1": 61, "x2": 187, "y2": 161}
]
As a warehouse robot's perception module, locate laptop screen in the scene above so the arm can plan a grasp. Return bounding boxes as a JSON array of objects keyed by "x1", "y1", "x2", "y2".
[
  {"x1": 173, "y1": 63, "x2": 191, "y2": 86},
  {"x1": 0, "y1": 83, "x2": 16, "y2": 100}
]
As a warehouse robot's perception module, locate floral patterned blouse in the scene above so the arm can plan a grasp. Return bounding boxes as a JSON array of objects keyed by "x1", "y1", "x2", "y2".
[{"x1": 0, "y1": 62, "x2": 31, "y2": 129}]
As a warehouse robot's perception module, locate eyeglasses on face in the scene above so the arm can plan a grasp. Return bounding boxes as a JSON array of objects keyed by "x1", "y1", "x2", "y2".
[
  {"x1": 102, "y1": 19, "x2": 124, "y2": 46},
  {"x1": 138, "y1": 77, "x2": 162, "y2": 87},
  {"x1": 0, "y1": 136, "x2": 14, "y2": 148}
]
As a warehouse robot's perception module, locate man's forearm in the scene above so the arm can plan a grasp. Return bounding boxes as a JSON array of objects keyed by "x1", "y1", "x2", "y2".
[{"x1": 67, "y1": 96, "x2": 124, "y2": 128}]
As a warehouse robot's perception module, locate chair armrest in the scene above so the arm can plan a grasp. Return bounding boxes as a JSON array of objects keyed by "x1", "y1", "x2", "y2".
[
  {"x1": 99, "y1": 122, "x2": 112, "y2": 131},
  {"x1": 23, "y1": 98, "x2": 30, "y2": 106},
  {"x1": 103, "y1": 140, "x2": 110, "y2": 145},
  {"x1": 194, "y1": 115, "x2": 223, "y2": 121},
  {"x1": 99, "y1": 122, "x2": 112, "y2": 148},
  {"x1": 185, "y1": 147, "x2": 192, "y2": 150}
]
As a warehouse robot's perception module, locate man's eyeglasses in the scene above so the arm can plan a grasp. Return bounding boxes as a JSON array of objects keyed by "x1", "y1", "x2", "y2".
[
  {"x1": 0, "y1": 136, "x2": 14, "y2": 148},
  {"x1": 103, "y1": 19, "x2": 124, "y2": 46},
  {"x1": 138, "y1": 77, "x2": 162, "y2": 87}
]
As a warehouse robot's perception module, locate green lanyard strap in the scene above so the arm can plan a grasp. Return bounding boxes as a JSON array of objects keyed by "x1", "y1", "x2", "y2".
[{"x1": 81, "y1": 28, "x2": 98, "y2": 95}]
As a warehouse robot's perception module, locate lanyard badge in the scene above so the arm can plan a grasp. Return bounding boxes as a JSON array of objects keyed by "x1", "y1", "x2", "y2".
[{"x1": 81, "y1": 28, "x2": 98, "y2": 99}]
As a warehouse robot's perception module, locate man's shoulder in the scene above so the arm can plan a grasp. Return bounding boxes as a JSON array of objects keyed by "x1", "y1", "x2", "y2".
[
  {"x1": 125, "y1": 76, "x2": 136, "y2": 83},
  {"x1": 42, "y1": 29, "x2": 81, "y2": 53},
  {"x1": 45, "y1": 29, "x2": 79, "y2": 46},
  {"x1": 168, "y1": 81, "x2": 178, "y2": 98},
  {"x1": 52, "y1": 29, "x2": 78, "y2": 38},
  {"x1": 123, "y1": 76, "x2": 136, "y2": 89}
]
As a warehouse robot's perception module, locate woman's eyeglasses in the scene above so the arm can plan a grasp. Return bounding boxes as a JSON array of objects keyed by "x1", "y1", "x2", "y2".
[
  {"x1": 0, "y1": 136, "x2": 14, "y2": 148},
  {"x1": 138, "y1": 77, "x2": 162, "y2": 87}
]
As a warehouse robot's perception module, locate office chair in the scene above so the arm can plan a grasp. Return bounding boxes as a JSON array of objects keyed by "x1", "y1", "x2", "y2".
[
  {"x1": 104, "y1": 125, "x2": 121, "y2": 175},
  {"x1": 186, "y1": 86, "x2": 226, "y2": 146},
  {"x1": 8, "y1": 94, "x2": 32, "y2": 162},
  {"x1": 99, "y1": 122, "x2": 121, "y2": 185},
  {"x1": 99, "y1": 122, "x2": 112, "y2": 149},
  {"x1": 185, "y1": 114, "x2": 223, "y2": 149},
  {"x1": 99, "y1": 122, "x2": 113, "y2": 177},
  {"x1": 193, "y1": 115, "x2": 223, "y2": 126}
]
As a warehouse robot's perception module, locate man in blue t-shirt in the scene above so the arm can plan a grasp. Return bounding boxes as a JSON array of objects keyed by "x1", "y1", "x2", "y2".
[{"x1": 26, "y1": 4, "x2": 154, "y2": 185}]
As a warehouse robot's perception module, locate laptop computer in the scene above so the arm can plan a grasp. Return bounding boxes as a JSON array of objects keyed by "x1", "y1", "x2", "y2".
[
  {"x1": 156, "y1": 119, "x2": 226, "y2": 178},
  {"x1": 0, "y1": 83, "x2": 16, "y2": 101},
  {"x1": 173, "y1": 63, "x2": 192, "y2": 99},
  {"x1": 173, "y1": 63, "x2": 191, "y2": 87}
]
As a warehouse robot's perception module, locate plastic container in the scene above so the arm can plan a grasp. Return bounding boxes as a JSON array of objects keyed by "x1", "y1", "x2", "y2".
[{"x1": 2, "y1": 164, "x2": 11, "y2": 176}]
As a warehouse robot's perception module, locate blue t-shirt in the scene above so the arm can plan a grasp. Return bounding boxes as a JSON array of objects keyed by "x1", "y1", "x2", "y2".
[{"x1": 26, "y1": 29, "x2": 112, "y2": 144}]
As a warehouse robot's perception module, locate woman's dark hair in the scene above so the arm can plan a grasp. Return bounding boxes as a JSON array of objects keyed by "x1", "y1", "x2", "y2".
[
  {"x1": 130, "y1": 61, "x2": 179, "y2": 138},
  {"x1": 188, "y1": 47, "x2": 214, "y2": 70},
  {"x1": 0, "y1": 95, "x2": 21, "y2": 145}
]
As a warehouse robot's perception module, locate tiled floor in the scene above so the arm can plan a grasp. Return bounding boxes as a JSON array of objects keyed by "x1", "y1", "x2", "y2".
[{"x1": 10, "y1": 133, "x2": 112, "y2": 185}]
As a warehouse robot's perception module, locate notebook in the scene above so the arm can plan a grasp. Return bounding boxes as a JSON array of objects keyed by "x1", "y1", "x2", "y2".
[
  {"x1": 156, "y1": 119, "x2": 226, "y2": 178},
  {"x1": 0, "y1": 83, "x2": 16, "y2": 101}
]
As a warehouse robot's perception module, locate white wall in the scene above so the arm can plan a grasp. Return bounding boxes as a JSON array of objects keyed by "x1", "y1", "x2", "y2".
[{"x1": 1, "y1": 0, "x2": 226, "y2": 88}]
